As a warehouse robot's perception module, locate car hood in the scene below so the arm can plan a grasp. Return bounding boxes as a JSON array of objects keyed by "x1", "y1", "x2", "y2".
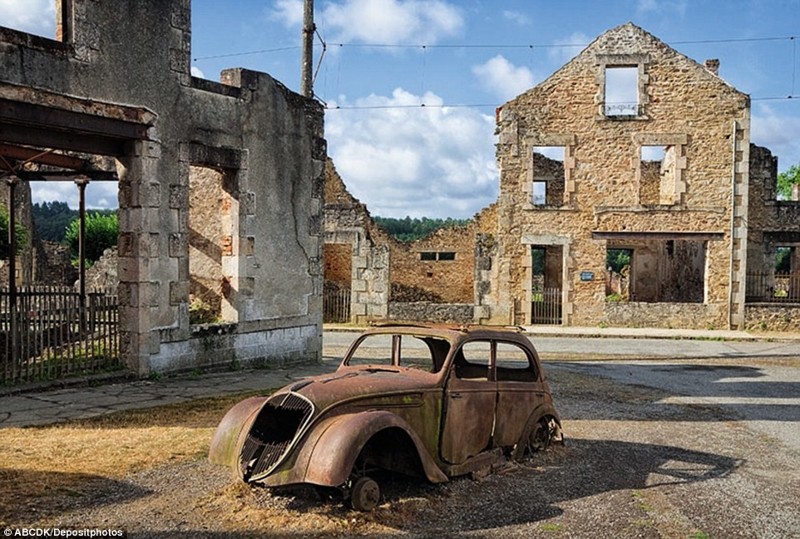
[{"x1": 280, "y1": 366, "x2": 441, "y2": 412}]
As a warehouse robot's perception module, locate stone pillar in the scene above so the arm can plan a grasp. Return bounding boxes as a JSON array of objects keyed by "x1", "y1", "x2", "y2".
[{"x1": 117, "y1": 141, "x2": 161, "y2": 376}]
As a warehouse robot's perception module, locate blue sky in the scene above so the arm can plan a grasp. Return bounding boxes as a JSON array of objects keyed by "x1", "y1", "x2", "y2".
[{"x1": 2, "y1": 0, "x2": 799, "y2": 217}]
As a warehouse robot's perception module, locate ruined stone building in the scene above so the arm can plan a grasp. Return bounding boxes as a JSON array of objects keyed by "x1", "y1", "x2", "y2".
[
  {"x1": 323, "y1": 160, "x2": 495, "y2": 324},
  {"x1": 1, "y1": 0, "x2": 326, "y2": 375},
  {"x1": 490, "y1": 22, "x2": 798, "y2": 330},
  {"x1": 325, "y1": 23, "x2": 797, "y2": 331}
]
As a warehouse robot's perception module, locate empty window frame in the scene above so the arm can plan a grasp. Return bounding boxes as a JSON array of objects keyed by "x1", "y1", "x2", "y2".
[
  {"x1": 639, "y1": 145, "x2": 680, "y2": 204},
  {"x1": 605, "y1": 66, "x2": 639, "y2": 117},
  {"x1": 420, "y1": 251, "x2": 456, "y2": 261},
  {"x1": 532, "y1": 146, "x2": 566, "y2": 206}
]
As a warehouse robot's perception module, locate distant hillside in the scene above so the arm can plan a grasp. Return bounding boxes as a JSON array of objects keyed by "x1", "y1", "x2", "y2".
[{"x1": 373, "y1": 216, "x2": 470, "y2": 242}]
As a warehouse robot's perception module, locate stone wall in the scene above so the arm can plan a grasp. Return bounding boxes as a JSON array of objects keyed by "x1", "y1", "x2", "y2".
[
  {"x1": 324, "y1": 159, "x2": 497, "y2": 323},
  {"x1": 744, "y1": 304, "x2": 800, "y2": 332},
  {"x1": 388, "y1": 302, "x2": 474, "y2": 324},
  {"x1": 492, "y1": 23, "x2": 750, "y2": 329},
  {"x1": 0, "y1": 0, "x2": 326, "y2": 375}
]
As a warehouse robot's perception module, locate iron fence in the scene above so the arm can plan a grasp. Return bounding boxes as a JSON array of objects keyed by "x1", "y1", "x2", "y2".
[
  {"x1": 745, "y1": 271, "x2": 800, "y2": 303},
  {"x1": 531, "y1": 287, "x2": 563, "y2": 325},
  {"x1": 1, "y1": 286, "x2": 120, "y2": 384},
  {"x1": 323, "y1": 286, "x2": 351, "y2": 323}
]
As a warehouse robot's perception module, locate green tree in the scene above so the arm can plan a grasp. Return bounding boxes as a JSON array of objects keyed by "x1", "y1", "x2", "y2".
[
  {"x1": 373, "y1": 216, "x2": 470, "y2": 242},
  {"x1": 0, "y1": 203, "x2": 28, "y2": 259},
  {"x1": 777, "y1": 164, "x2": 800, "y2": 200},
  {"x1": 32, "y1": 201, "x2": 78, "y2": 242},
  {"x1": 65, "y1": 212, "x2": 118, "y2": 266},
  {"x1": 606, "y1": 249, "x2": 631, "y2": 273}
]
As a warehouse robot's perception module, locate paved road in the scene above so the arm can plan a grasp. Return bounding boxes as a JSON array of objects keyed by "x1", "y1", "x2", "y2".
[
  {"x1": 548, "y1": 358, "x2": 800, "y2": 451},
  {"x1": 323, "y1": 331, "x2": 800, "y2": 360},
  {"x1": 1, "y1": 331, "x2": 797, "y2": 429}
]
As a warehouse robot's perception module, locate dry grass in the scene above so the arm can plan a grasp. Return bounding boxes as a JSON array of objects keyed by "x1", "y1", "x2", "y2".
[{"x1": 0, "y1": 390, "x2": 267, "y2": 525}]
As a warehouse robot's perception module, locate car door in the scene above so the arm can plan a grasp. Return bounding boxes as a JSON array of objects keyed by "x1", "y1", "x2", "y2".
[
  {"x1": 493, "y1": 340, "x2": 545, "y2": 448},
  {"x1": 440, "y1": 339, "x2": 496, "y2": 464}
]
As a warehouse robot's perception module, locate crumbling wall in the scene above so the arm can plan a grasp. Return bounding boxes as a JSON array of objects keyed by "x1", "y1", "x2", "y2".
[
  {"x1": 0, "y1": 0, "x2": 326, "y2": 374},
  {"x1": 493, "y1": 23, "x2": 750, "y2": 329}
]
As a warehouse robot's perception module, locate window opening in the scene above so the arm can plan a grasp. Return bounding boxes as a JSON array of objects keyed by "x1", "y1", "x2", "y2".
[
  {"x1": 606, "y1": 240, "x2": 705, "y2": 303},
  {"x1": 605, "y1": 66, "x2": 638, "y2": 117},
  {"x1": 420, "y1": 252, "x2": 436, "y2": 261},
  {"x1": 456, "y1": 341, "x2": 491, "y2": 380},
  {"x1": 189, "y1": 165, "x2": 237, "y2": 325},
  {"x1": 640, "y1": 145, "x2": 678, "y2": 204},
  {"x1": 532, "y1": 146, "x2": 565, "y2": 206},
  {"x1": 438, "y1": 252, "x2": 455, "y2": 261},
  {"x1": 495, "y1": 342, "x2": 537, "y2": 382}
]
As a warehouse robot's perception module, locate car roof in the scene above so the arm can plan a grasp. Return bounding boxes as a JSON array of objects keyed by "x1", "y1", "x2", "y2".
[{"x1": 362, "y1": 321, "x2": 530, "y2": 342}]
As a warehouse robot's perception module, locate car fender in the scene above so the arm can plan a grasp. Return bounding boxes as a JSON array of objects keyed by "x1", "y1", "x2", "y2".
[
  {"x1": 208, "y1": 395, "x2": 268, "y2": 475},
  {"x1": 296, "y1": 410, "x2": 448, "y2": 487},
  {"x1": 511, "y1": 403, "x2": 563, "y2": 460}
]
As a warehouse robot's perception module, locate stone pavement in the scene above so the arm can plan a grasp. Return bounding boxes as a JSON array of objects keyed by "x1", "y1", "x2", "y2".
[
  {"x1": 1, "y1": 326, "x2": 797, "y2": 429},
  {"x1": 0, "y1": 360, "x2": 338, "y2": 428}
]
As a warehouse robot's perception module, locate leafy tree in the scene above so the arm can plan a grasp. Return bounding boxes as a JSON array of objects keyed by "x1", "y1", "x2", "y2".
[
  {"x1": 373, "y1": 216, "x2": 470, "y2": 242},
  {"x1": 65, "y1": 212, "x2": 118, "y2": 266},
  {"x1": 777, "y1": 164, "x2": 800, "y2": 200},
  {"x1": 0, "y1": 203, "x2": 28, "y2": 259},
  {"x1": 32, "y1": 201, "x2": 78, "y2": 242},
  {"x1": 606, "y1": 249, "x2": 631, "y2": 273}
]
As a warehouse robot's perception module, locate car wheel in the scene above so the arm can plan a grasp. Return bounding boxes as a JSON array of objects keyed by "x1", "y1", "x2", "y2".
[
  {"x1": 513, "y1": 416, "x2": 559, "y2": 460},
  {"x1": 350, "y1": 476, "x2": 381, "y2": 512}
]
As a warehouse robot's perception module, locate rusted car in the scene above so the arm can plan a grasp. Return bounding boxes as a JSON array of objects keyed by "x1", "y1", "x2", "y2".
[{"x1": 209, "y1": 323, "x2": 562, "y2": 511}]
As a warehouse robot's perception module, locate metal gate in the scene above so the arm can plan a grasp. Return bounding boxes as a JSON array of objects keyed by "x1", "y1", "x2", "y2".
[
  {"x1": 323, "y1": 286, "x2": 351, "y2": 323},
  {"x1": 1, "y1": 286, "x2": 120, "y2": 384},
  {"x1": 531, "y1": 287, "x2": 562, "y2": 325}
]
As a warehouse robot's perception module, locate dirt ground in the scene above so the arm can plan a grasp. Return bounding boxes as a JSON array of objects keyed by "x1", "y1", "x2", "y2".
[{"x1": 2, "y1": 362, "x2": 798, "y2": 538}]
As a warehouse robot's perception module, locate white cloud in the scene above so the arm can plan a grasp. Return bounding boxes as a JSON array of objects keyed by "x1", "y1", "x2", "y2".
[
  {"x1": 31, "y1": 182, "x2": 117, "y2": 210},
  {"x1": 548, "y1": 32, "x2": 591, "y2": 65},
  {"x1": 273, "y1": 0, "x2": 463, "y2": 45},
  {"x1": 191, "y1": 66, "x2": 205, "y2": 78},
  {"x1": 751, "y1": 104, "x2": 800, "y2": 173},
  {"x1": 502, "y1": 10, "x2": 531, "y2": 26},
  {"x1": 326, "y1": 88, "x2": 498, "y2": 218},
  {"x1": 269, "y1": 0, "x2": 304, "y2": 27},
  {"x1": 0, "y1": 0, "x2": 55, "y2": 36},
  {"x1": 472, "y1": 55, "x2": 534, "y2": 102}
]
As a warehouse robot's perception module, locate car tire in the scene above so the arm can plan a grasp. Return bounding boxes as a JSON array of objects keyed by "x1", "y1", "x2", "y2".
[{"x1": 350, "y1": 476, "x2": 381, "y2": 512}]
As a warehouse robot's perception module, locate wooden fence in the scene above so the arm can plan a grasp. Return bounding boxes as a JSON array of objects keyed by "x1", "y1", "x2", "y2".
[
  {"x1": 1, "y1": 286, "x2": 120, "y2": 384},
  {"x1": 746, "y1": 271, "x2": 800, "y2": 303}
]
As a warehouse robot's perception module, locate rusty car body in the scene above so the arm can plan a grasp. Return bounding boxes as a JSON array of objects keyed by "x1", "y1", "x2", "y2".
[{"x1": 209, "y1": 323, "x2": 562, "y2": 510}]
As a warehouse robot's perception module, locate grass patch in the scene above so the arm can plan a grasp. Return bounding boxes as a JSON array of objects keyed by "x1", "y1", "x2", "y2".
[
  {"x1": 539, "y1": 522, "x2": 564, "y2": 532},
  {"x1": 0, "y1": 389, "x2": 271, "y2": 525}
]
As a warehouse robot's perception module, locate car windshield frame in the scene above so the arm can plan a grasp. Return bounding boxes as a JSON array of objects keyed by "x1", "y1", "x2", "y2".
[{"x1": 341, "y1": 331, "x2": 456, "y2": 375}]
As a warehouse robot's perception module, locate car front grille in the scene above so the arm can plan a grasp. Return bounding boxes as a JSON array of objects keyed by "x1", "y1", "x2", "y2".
[{"x1": 240, "y1": 392, "x2": 315, "y2": 481}]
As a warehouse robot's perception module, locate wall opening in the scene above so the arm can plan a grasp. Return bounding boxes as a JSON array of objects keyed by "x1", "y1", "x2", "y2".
[
  {"x1": 607, "y1": 239, "x2": 705, "y2": 303},
  {"x1": 530, "y1": 245, "x2": 562, "y2": 324},
  {"x1": 188, "y1": 165, "x2": 237, "y2": 325},
  {"x1": 604, "y1": 66, "x2": 638, "y2": 117},
  {"x1": 323, "y1": 243, "x2": 352, "y2": 323},
  {"x1": 605, "y1": 248, "x2": 632, "y2": 300},
  {"x1": 532, "y1": 147, "x2": 565, "y2": 206},
  {"x1": 640, "y1": 145, "x2": 678, "y2": 205}
]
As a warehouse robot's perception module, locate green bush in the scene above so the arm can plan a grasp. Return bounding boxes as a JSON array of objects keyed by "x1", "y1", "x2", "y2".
[
  {"x1": 65, "y1": 212, "x2": 118, "y2": 266},
  {"x1": 0, "y1": 203, "x2": 28, "y2": 259}
]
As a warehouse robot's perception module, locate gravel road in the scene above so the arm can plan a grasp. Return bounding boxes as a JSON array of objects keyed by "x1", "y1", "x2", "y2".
[{"x1": 11, "y1": 352, "x2": 795, "y2": 538}]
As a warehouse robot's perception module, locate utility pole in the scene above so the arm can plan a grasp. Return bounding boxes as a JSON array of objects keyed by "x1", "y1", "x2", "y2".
[{"x1": 301, "y1": 0, "x2": 315, "y2": 98}]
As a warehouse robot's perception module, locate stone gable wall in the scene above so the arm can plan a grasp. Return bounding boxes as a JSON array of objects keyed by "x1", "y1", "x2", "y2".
[{"x1": 492, "y1": 23, "x2": 750, "y2": 329}]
